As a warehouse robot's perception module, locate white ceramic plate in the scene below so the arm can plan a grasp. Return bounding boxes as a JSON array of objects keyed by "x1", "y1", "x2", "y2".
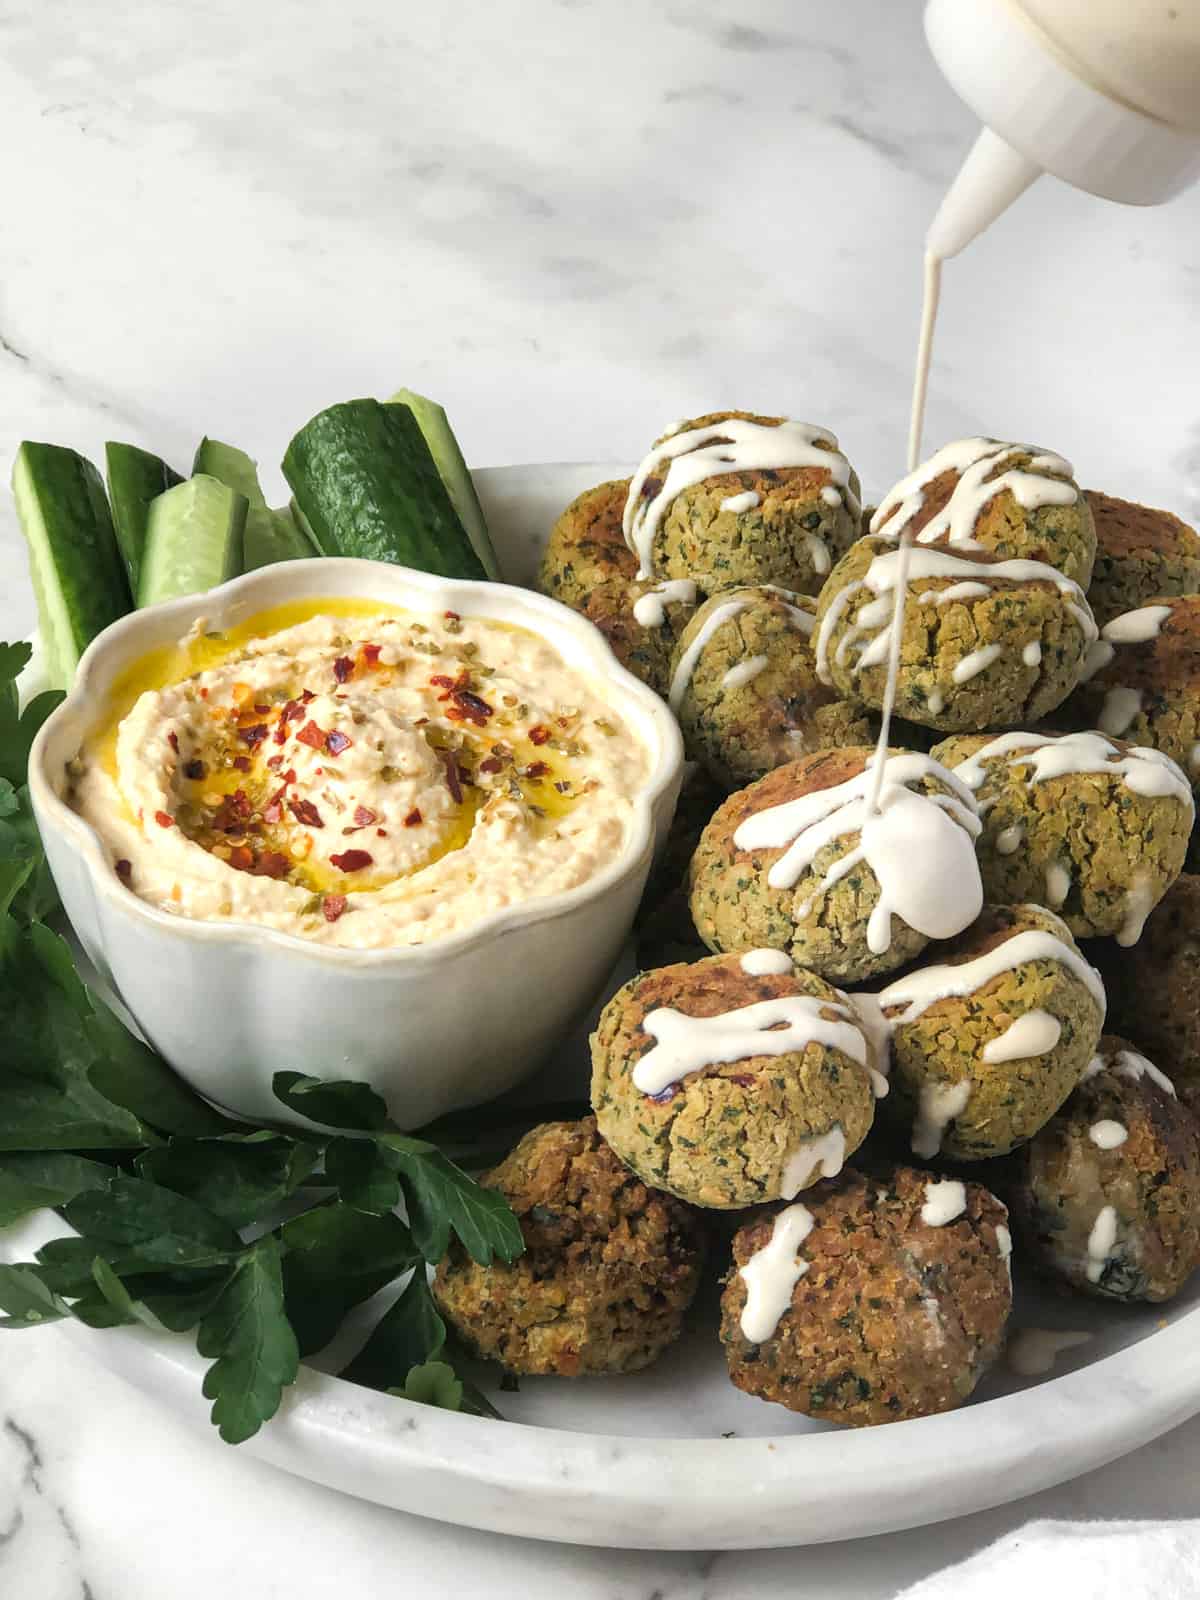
[{"x1": 6, "y1": 461, "x2": 1200, "y2": 1551}]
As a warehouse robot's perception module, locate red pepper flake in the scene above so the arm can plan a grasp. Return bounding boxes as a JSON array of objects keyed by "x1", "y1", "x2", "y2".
[
  {"x1": 528, "y1": 724, "x2": 551, "y2": 746},
  {"x1": 238, "y1": 723, "x2": 269, "y2": 747},
  {"x1": 403, "y1": 808, "x2": 422, "y2": 828},
  {"x1": 352, "y1": 805, "x2": 377, "y2": 827},
  {"x1": 284, "y1": 768, "x2": 297, "y2": 784},
  {"x1": 322, "y1": 894, "x2": 347, "y2": 923},
  {"x1": 233, "y1": 755, "x2": 252, "y2": 772},
  {"x1": 282, "y1": 699, "x2": 305, "y2": 722},
  {"x1": 154, "y1": 810, "x2": 175, "y2": 828},
  {"x1": 444, "y1": 610, "x2": 461, "y2": 621},
  {"x1": 429, "y1": 673, "x2": 456, "y2": 692},
  {"x1": 325, "y1": 729, "x2": 353, "y2": 757},
  {"x1": 266, "y1": 754, "x2": 283, "y2": 771},
  {"x1": 262, "y1": 781, "x2": 290, "y2": 825},
  {"x1": 252, "y1": 851, "x2": 292, "y2": 880},
  {"x1": 199, "y1": 687, "x2": 209, "y2": 700},
  {"x1": 167, "y1": 730, "x2": 179, "y2": 752},
  {"x1": 330, "y1": 848, "x2": 373, "y2": 872},
  {"x1": 442, "y1": 752, "x2": 463, "y2": 805},
  {"x1": 114, "y1": 858, "x2": 132, "y2": 885},
  {"x1": 333, "y1": 655, "x2": 354, "y2": 684},
  {"x1": 300, "y1": 688, "x2": 315, "y2": 703},
  {"x1": 361, "y1": 642, "x2": 382, "y2": 667},
  {"x1": 183, "y1": 758, "x2": 206, "y2": 780},
  {"x1": 452, "y1": 688, "x2": 494, "y2": 725},
  {"x1": 376, "y1": 827, "x2": 388, "y2": 837},
  {"x1": 212, "y1": 786, "x2": 253, "y2": 834},
  {"x1": 287, "y1": 797, "x2": 324, "y2": 828},
  {"x1": 524, "y1": 760, "x2": 550, "y2": 780},
  {"x1": 254, "y1": 704, "x2": 270, "y2": 714},
  {"x1": 478, "y1": 757, "x2": 502, "y2": 774},
  {"x1": 296, "y1": 720, "x2": 327, "y2": 749},
  {"x1": 227, "y1": 844, "x2": 254, "y2": 871}
]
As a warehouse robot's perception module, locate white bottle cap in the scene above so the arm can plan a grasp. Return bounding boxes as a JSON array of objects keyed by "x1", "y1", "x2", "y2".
[{"x1": 925, "y1": 0, "x2": 1200, "y2": 258}]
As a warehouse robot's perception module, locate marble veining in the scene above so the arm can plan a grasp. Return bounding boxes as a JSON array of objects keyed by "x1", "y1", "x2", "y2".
[{"x1": 0, "y1": 0, "x2": 1197, "y2": 1592}]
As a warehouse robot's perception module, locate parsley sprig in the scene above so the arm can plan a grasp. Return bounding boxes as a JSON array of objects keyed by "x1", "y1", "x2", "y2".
[{"x1": 0, "y1": 642, "x2": 525, "y2": 1442}]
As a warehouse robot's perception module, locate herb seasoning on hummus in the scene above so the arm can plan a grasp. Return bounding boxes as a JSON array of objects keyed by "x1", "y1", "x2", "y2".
[{"x1": 68, "y1": 599, "x2": 650, "y2": 947}]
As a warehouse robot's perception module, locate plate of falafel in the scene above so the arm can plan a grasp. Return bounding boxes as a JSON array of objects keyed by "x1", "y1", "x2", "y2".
[{"x1": 25, "y1": 421, "x2": 1200, "y2": 1549}]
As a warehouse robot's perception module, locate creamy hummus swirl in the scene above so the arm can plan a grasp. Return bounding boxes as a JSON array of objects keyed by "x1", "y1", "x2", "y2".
[{"x1": 68, "y1": 604, "x2": 649, "y2": 948}]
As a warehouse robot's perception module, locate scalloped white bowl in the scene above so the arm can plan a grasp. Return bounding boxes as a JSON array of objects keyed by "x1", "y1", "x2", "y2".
[{"x1": 27, "y1": 553, "x2": 682, "y2": 1128}]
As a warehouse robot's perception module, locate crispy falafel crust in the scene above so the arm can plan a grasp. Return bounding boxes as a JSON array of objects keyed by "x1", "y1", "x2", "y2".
[
  {"x1": 816, "y1": 536, "x2": 1093, "y2": 733},
  {"x1": 881, "y1": 904, "x2": 1106, "y2": 1160},
  {"x1": 929, "y1": 732, "x2": 1190, "y2": 941},
  {"x1": 650, "y1": 411, "x2": 861, "y2": 597},
  {"x1": 1085, "y1": 491, "x2": 1200, "y2": 626},
  {"x1": 591, "y1": 953, "x2": 875, "y2": 1209},
  {"x1": 1056, "y1": 596, "x2": 1200, "y2": 795},
  {"x1": 688, "y1": 747, "x2": 967, "y2": 982},
  {"x1": 1095, "y1": 875, "x2": 1200, "y2": 1112},
  {"x1": 873, "y1": 450, "x2": 1095, "y2": 587},
  {"x1": 432, "y1": 1117, "x2": 705, "y2": 1377},
  {"x1": 671, "y1": 588, "x2": 872, "y2": 790},
  {"x1": 536, "y1": 477, "x2": 696, "y2": 694},
  {"x1": 720, "y1": 1166, "x2": 1011, "y2": 1426},
  {"x1": 1007, "y1": 1033, "x2": 1200, "y2": 1302}
]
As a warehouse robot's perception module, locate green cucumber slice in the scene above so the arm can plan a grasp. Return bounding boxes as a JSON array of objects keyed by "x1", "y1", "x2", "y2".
[
  {"x1": 192, "y1": 437, "x2": 315, "y2": 570},
  {"x1": 136, "y1": 475, "x2": 247, "y2": 607},
  {"x1": 388, "y1": 388, "x2": 499, "y2": 579},
  {"x1": 281, "y1": 399, "x2": 487, "y2": 579},
  {"x1": 105, "y1": 443, "x2": 183, "y2": 595},
  {"x1": 12, "y1": 442, "x2": 131, "y2": 689}
]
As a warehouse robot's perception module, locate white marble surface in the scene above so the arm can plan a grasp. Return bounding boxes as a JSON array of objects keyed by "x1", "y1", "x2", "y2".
[{"x1": 0, "y1": 0, "x2": 1198, "y2": 1592}]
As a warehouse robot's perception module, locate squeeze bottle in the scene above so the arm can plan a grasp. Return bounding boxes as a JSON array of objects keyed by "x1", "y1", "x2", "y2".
[{"x1": 924, "y1": 0, "x2": 1200, "y2": 259}]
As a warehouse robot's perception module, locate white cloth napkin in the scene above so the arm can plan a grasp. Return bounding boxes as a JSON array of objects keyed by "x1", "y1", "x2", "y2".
[{"x1": 896, "y1": 1520, "x2": 1200, "y2": 1599}]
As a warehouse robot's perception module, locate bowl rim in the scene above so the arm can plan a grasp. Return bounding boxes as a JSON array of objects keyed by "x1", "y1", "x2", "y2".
[{"x1": 28, "y1": 556, "x2": 683, "y2": 970}]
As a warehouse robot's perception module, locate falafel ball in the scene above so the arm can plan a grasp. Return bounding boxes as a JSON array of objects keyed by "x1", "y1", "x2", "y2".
[
  {"x1": 1084, "y1": 491, "x2": 1200, "y2": 627},
  {"x1": 538, "y1": 477, "x2": 637, "y2": 609},
  {"x1": 1053, "y1": 595, "x2": 1200, "y2": 800},
  {"x1": 872, "y1": 440, "x2": 1095, "y2": 587},
  {"x1": 688, "y1": 747, "x2": 982, "y2": 984},
  {"x1": 628, "y1": 411, "x2": 862, "y2": 597},
  {"x1": 930, "y1": 730, "x2": 1193, "y2": 942},
  {"x1": 1007, "y1": 1034, "x2": 1200, "y2": 1302},
  {"x1": 720, "y1": 1166, "x2": 1011, "y2": 1426},
  {"x1": 669, "y1": 586, "x2": 873, "y2": 790},
  {"x1": 814, "y1": 535, "x2": 1096, "y2": 733},
  {"x1": 876, "y1": 904, "x2": 1106, "y2": 1161},
  {"x1": 432, "y1": 1117, "x2": 705, "y2": 1377},
  {"x1": 536, "y1": 477, "x2": 698, "y2": 694},
  {"x1": 591, "y1": 952, "x2": 876, "y2": 1210},
  {"x1": 1093, "y1": 874, "x2": 1200, "y2": 1114}
]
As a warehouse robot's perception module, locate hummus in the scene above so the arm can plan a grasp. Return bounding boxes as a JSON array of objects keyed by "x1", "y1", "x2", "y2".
[{"x1": 68, "y1": 599, "x2": 650, "y2": 948}]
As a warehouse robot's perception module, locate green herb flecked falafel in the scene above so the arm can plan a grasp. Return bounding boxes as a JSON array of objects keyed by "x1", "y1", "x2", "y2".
[
  {"x1": 815, "y1": 535, "x2": 1096, "y2": 733},
  {"x1": 929, "y1": 730, "x2": 1192, "y2": 942},
  {"x1": 669, "y1": 586, "x2": 873, "y2": 790},
  {"x1": 1084, "y1": 491, "x2": 1200, "y2": 627},
  {"x1": 1007, "y1": 1034, "x2": 1200, "y2": 1302},
  {"x1": 720, "y1": 1166, "x2": 1011, "y2": 1425},
  {"x1": 688, "y1": 747, "x2": 980, "y2": 984},
  {"x1": 432, "y1": 1117, "x2": 706, "y2": 1377},
  {"x1": 591, "y1": 952, "x2": 876, "y2": 1210},
  {"x1": 877, "y1": 904, "x2": 1106, "y2": 1161},
  {"x1": 639, "y1": 411, "x2": 862, "y2": 597}
]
